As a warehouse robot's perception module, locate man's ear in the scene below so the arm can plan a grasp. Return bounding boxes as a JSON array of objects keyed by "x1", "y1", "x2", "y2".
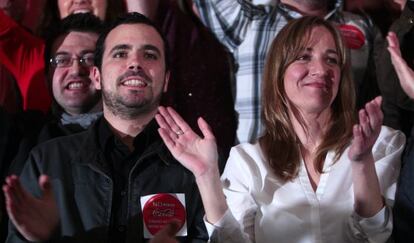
[
  {"x1": 92, "y1": 66, "x2": 102, "y2": 90},
  {"x1": 163, "y1": 70, "x2": 170, "y2": 93}
]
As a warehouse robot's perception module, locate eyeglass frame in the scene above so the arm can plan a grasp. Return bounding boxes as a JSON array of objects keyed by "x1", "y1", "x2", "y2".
[{"x1": 49, "y1": 52, "x2": 95, "y2": 68}]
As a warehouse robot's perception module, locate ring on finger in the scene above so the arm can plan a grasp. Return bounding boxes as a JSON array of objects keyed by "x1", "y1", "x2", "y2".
[{"x1": 175, "y1": 130, "x2": 184, "y2": 135}]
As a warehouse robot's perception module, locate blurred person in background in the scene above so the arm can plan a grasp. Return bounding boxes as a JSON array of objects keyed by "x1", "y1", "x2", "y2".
[
  {"x1": 0, "y1": 0, "x2": 28, "y2": 113},
  {"x1": 372, "y1": 0, "x2": 414, "y2": 138},
  {"x1": 0, "y1": 0, "x2": 125, "y2": 113},
  {"x1": 37, "y1": 0, "x2": 125, "y2": 35},
  {"x1": 345, "y1": 0, "x2": 405, "y2": 35}
]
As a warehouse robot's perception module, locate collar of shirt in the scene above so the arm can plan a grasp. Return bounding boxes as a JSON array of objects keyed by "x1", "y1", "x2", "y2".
[
  {"x1": 97, "y1": 117, "x2": 161, "y2": 158},
  {"x1": 60, "y1": 111, "x2": 103, "y2": 129}
]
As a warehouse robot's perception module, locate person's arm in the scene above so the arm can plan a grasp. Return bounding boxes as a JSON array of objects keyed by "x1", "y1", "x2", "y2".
[
  {"x1": 373, "y1": 4, "x2": 414, "y2": 129},
  {"x1": 156, "y1": 106, "x2": 254, "y2": 242},
  {"x1": 3, "y1": 153, "x2": 59, "y2": 242},
  {"x1": 347, "y1": 96, "x2": 405, "y2": 241},
  {"x1": 387, "y1": 31, "x2": 414, "y2": 99},
  {"x1": 348, "y1": 97, "x2": 384, "y2": 217},
  {"x1": 124, "y1": 0, "x2": 160, "y2": 21},
  {"x1": 156, "y1": 106, "x2": 227, "y2": 222}
]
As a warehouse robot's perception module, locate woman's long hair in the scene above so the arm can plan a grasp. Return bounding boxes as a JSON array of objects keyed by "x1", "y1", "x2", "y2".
[{"x1": 259, "y1": 16, "x2": 356, "y2": 182}]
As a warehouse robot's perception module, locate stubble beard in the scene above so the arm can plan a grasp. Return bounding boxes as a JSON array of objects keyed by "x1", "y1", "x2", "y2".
[{"x1": 102, "y1": 84, "x2": 162, "y2": 120}]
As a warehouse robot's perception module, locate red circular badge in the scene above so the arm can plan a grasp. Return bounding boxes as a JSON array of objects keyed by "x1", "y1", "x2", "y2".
[
  {"x1": 338, "y1": 24, "x2": 366, "y2": 49},
  {"x1": 142, "y1": 194, "x2": 186, "y2": 235}
]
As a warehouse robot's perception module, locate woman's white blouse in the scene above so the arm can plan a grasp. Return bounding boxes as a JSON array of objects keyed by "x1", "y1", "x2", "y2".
[{"x1": 206, "y1": 126, "x2": 405, "y2": 243}]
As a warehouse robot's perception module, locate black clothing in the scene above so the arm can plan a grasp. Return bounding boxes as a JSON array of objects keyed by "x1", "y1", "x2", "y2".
[
  {"x1": 99, "y1": 119, "x2": 154, "y2": 243},
  {"x1": 393, "y1": 126, "x2": 414, "y2": 243},
  {"x1": 0, "y1": 108, "x2": 45, "y2": 243},
  {"x1": 8, "y1": 116, "x2": 89, "y2": 176},
  {"x1": 0, "y1": 109, "x2": 20, "y2": 180},
  {"x1": 374, "y1": 4, "x2": 414, "y2": 137},
  {"x1": 0, "y1": 109, "x2": 20, "y2": 243},
  {"x1": 6, "y1": 117, "x2": 208, "y2": 243}
]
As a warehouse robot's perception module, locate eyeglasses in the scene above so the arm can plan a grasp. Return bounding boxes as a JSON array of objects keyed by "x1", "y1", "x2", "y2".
[{"x1": 49, "y1": 53, "x2": 95, "y2": 68}]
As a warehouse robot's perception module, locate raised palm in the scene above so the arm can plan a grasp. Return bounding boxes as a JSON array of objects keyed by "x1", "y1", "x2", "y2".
[
  {"x1": 387, "y1": 31, "x2": 414, "y2": 99},
  {"x1": 156, "y1": 106, "x2": 219, "y2": 177},
  {"x1": 3, "y1": 175, "x2": 59, "y2": 241},
  {"x1": 348, "y1": 97, "x2": 383, "y2": 161}
]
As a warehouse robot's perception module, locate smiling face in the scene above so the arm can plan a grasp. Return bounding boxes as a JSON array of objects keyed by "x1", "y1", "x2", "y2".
[
  {"x1": 94, "y1": 23, "x2": 169, "y2": 119},
  {"x1": 50, "y1": 31, "x2": 100, "y2": 115},
  {"x1": 58, "y1": 0, "x2": 107, "y2": 20},
  {"x1": 283, "y1": 26, "x2": 341, "y2": 115}
]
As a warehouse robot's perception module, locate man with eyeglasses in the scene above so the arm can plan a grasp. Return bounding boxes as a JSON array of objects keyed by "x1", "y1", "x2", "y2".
[
  {"x1": 8, "y1": 13, "x2": 104, "y2": 175},
  {"x1": 48, "y1": 50, "x2": 97, "y2": 115},
  {"x1": 0, "y1": 13, "x2": 105, "y2": 241}
]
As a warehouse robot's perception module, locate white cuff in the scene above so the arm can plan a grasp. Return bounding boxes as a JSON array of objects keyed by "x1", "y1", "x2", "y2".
[
  {"x1": 203, "y1": 209, "x2": 239, "y2": 237},
  {"x1": 353, "y1": 206, "x2": 389, "y2": 233}
]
